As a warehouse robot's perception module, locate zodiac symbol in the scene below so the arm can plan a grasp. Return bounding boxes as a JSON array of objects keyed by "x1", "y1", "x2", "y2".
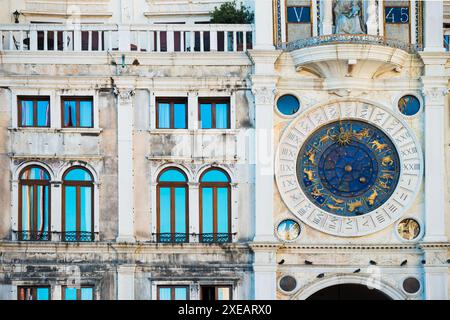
[
  {"x1": 348, "y1": 200, "x2": 363, "y2": 212},
  {"x1": 329, "y1": 195, "x2": 344, "y2": 204},
  {"x1": 381, "y1": 156, "x2": 394, "y2": 166},
  {"x1": 367, "y1": 189, "x2": 378, "y2": 206},
  {"x1": 353, "y1": 128, "x2": 370, "y2": 140},
  {"x1": 318, "y1": 134, "x2": 331, "y2": 146},
  {"x1": 306, "y1": 149, "x2": 317, "y2": 166},
  {"x1": 303, "y1": 169, "x2": 315, "y2": 182},
  {"x1": 379, "y1": 172, "x2": 393, "y2": 181},
  {"x1": 327, "y1": 204, "x2": 344, "y2": 211},
  {"x1": 311, "y1": 186, "x2": 323, "y2": 197},
  {"x1": 370, "y1": 140, "x2": 388, "y2": 152},
  {"x1": 379, "y1": 181, "x2": 390, "y2": 189}
]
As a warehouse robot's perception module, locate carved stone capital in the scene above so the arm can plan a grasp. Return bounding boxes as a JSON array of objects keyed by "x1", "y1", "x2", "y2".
[
  {"x1": 252, "y1": 86, "x2": 276, "y2": 105},
  {"x1": 421, "y1": 87, "x2": 448, "y2": 105},
  {"x1": 114, "y1": 87, "x2": 135, "y2": 104}
]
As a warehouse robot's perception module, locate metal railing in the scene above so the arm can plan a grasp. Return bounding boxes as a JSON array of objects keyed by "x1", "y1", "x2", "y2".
[
  {"x1": 16, "y1": 230, "x2": 50, "y2": 241},
  {"x1": 0, "y1": 23, "x2": 253, "y2": 53},
  {"x1": 61, "y1": 231, "x2": 96, "y2": 242},
  {"x1": 279, "y1": 34, "x2": 422, "y2": 54},
  {"x1": 153, "y1": 233, "x2": 234, "y2": 244}
]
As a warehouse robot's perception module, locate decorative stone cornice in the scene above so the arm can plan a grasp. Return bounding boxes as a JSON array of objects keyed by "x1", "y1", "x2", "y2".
[{"x1": 421, "y1": 86, "x2": 448, "y2": 105}]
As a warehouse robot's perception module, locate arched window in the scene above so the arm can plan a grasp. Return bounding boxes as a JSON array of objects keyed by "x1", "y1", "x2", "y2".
[
  {"x1": 62, "y1": 167, "x2": 94, "y2": 242},
  {"x1": 199, "y1": 168, "x2": 231, "y2": 243},
  {"x1": 157, "y1": 168, "x2": 188, "y2": 243},
  {"x1": 19, "y1": 166, "x2": 51, "y2": 241}
]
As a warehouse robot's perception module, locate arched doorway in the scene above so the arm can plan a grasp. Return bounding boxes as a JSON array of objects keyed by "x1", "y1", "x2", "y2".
[{"x1": 306, "y1": 284, "x2": 392, "y2": 300}]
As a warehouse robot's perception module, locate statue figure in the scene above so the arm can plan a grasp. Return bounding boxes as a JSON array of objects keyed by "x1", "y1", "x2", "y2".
[{"x1": 333, "y1": 0, "x2": 366, "y2": 34}]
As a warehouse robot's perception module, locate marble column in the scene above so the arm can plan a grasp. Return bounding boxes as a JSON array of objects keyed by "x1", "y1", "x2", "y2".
[
  {"x1": 424, "y1": 0, "x2": 444, "y2": 52},
  {"x1": 322, "y1": 0, "x2": 334, "y2": 35},
  {"x1": 422, "y1": 246, "x2": 448, "y2": 300},
  {"x1": 254, "y1": 0, "x2": 275, "y2": 50},
  {"x1": 366, "y1": 0, "x2": 378, "y2": 35},
  {"x1": 115, "y1": 81, "x2": 136, "y2": 243},
  {"x1": 252, "y1": 245, "x2": 279, "y2": 300}
]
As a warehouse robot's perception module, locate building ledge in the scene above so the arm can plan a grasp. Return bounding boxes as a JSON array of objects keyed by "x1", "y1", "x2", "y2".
[{"x1": 8, "y1": 127, "x2": 103, "y2": 135}]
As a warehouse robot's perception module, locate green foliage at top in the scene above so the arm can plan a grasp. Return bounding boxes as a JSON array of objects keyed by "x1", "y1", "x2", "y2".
[{"x1": 209, "y1": 1, "x2": 254, "y2": 24}]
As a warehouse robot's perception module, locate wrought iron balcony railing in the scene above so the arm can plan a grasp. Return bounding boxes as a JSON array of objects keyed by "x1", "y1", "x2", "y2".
[
  {"x1": 0, "y1": 23, "x2": 253, "y2": 53},
  {"x1": 278, "y1": 34, "x2": 421, "y2": 54},
  {"x1": 199, "y1": 233, "x2": 233, "y2": 244},
  {"x1": 16, "y1": 230, "x2": 50, "y2": 241},
  {"x1": 61, "y1": 231, "x2": 96, "y2": 242},
  {"x1": 153, "y1": 233, "x2": 235, "y2": 244},
  {"x1": 155, "y1": 233, "x2": 189, "y2": 244}
]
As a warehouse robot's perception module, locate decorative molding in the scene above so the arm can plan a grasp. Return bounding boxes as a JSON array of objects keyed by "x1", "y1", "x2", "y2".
[
  {"x1": 421, "y1": 87, "x2": 448, "y2": 104},
  {"x1": 113, "y1": 87, "x2": 135, "y2": 104},
  {"x1": 252, "y1": 86, "x2": 276, "y2": 105}
]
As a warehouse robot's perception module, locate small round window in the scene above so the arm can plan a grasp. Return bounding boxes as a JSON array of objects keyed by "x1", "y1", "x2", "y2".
[
  {"x1": 277, "y1": 219, "x2": 301, "y2": 242},
  {"x1": 397, "y1": 218, "x2": 421, "y2": 241},
  {"x1": 277, "y1": 95, "x2": 300, "y2": 116},
  {"x1": 398, "y1": 95, "x2": 420, "y2": 116},
  {"x1": 403, "y1": 277, "x2": 421, "y2": 294},
  {"x1": 279, "y1": 275, "x2": 297, "y2": 293}
]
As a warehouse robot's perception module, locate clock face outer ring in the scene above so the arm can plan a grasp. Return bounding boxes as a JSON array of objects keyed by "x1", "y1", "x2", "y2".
[{"x1": 275, "y1": 101, "x2": 423, "y2": 237}]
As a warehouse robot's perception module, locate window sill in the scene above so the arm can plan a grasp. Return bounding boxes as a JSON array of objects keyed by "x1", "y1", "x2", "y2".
[
  {"x1": 149, "y1": 129, "x2": 237, "y2": 135},
  {"x1": 9, "y1": 127, "x2": 103, "y2": 135}
]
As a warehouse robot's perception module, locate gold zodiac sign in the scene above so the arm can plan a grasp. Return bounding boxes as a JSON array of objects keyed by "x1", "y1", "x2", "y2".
[
  {"x1": 381, "y1": 156, "x2": 394, "y2": 166},
  {"x1": 370, "y1": 140, "x2": 388, "y2": 152},
  {"x1": 306, "y1": 149, "x2": 317, "y2": 166},
  {"x1": 379, "y1": 181, "x2": 390, "y2": 189},
  {"x1": 311, "y1": 186, "x2": 323, "y2": 197},
  {"x1": 379, "y1": 172, "x2": 393, "y2": 180},
  {"x1": 330, "y1": 195, "x2": 344, "y2": 204},
  {"x1": 353, "y1": 128, "x2": 370, "y2": 140},
  {"x1": 303, "y1": 169, "x2": 315, "y2": 182},
  {"x1": 318, "y1": 133, "x2": 331, "y2": 146},
  {"x1": 348, "y1": 200, "x2": 363, "y2": 212},
  {"x1": 367, "y1": 189, "x2": 378, "y2": 206},
  {"x1": 327, "y1": 204, "x2": 344, "y2": 211}
]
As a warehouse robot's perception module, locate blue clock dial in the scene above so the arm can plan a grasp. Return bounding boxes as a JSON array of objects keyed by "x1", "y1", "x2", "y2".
[{"x1": 297, "y1": 120, "x2": 400, "y2": 217}]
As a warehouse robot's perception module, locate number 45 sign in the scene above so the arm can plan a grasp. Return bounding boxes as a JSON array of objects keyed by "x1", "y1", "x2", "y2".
[{"x1": 385, "y1": 7, "x2": 409, "y2": 24}]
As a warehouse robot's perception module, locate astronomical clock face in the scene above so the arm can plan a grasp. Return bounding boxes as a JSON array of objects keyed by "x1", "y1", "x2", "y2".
[{"x1": 276, "y1": 101, "x2": 423, "y2": 237}]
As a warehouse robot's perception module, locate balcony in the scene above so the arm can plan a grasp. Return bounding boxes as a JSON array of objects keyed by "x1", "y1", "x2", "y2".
[
  {"x1": 0, "y1": 23, "x2": 253, "y2": 53},
  {"x1": 153, "y1": 233, "x2": 234, "y2": 244},
  {"x1": 13, "y1": 230, "x2": 98, "y2": 242},
  {"x1": 280, "y1": 34, "x2": 419, "y2": 79}
]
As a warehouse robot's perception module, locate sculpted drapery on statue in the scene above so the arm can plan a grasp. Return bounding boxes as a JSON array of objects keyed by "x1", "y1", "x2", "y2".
[{"x1": 334, "y1": 0, "x2": 367, "y2": 34}]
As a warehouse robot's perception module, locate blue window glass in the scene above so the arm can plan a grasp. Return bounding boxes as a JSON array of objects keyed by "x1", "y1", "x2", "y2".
[
  {"x1": 36, "y1": 287, "x2": 50, "y2": 300},
  {"x1": 287, "y1": 6, "x2": 311, "y2": 23},
  {"x1": 277, "y1": 95, "x2": 300, "y2": 116},
  {"x1": 64, "y1": 287, "x2": 94, "y2": 300},
  {"x1": 19, "y1": 166, "x2": 51, "y2": 241},
  {"x1": 199, "y1": 100, "x2": 230, "y2": 129},
  {"x1": 158, "y1": 286, "x2": 188, "y2": 300},
  {"x1": 157, "y1": 99, "x2": 187, "y2": 129},
  {"x1": 18, "y1": 287, "x2": 50, "y2": 300},
  {"x1": 79, "y1": 101, "x2": 93, "y2": 127},
  {"x1": 19, "y1": 97, "x2": 50, "y2": 127},
  {"x1": 200, "y1": 169, "x2": 231, "y2": 243},
  {"x1": 62, "y1": 97, "x2": 93, "y2": 128},
  {"x1": 200, "y1": 103, "x2": 213, "y2": 129},
  {"x1": 63, "y1": 168, "x2": 94, "y2": 242},
  {"x1": 445, "y1": 35, "x2": 450, "y2": 52},
  {"x1": 174, "y1": 103, "x2": 186, "y2": 129},
  {"x1": 157, "y1": 169, "x2": 188, "y2": 243}
]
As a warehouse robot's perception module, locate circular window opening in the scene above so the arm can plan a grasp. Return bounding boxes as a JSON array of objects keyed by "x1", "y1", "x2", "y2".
[
  {"x1": 397, "y1": 218, "x2": 421, "y2": 241},
  {"x1": 277, "y1": 219, "x2": 301, "y2": 242},
  {"x1": 277, "y1": 95, "x2": 300, "y2": 116},
  {"x1": 398, "y1": 95, "x2": 420, "y2": 116},
  {"x1": 279, "y1": 275, "x2": 297, "y2": 293},
  {"x1": 403, "y1": 277, "x2": 421, "y2": 294}
]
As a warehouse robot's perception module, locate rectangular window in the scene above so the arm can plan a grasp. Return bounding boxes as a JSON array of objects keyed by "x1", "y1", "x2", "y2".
[
  {"x1": 18, "y1": 286, "x2": 50, "y2": 300},
  {"x1": 200, "y1": 286, "x2": 232, "y2": 301},
  {"x1": 61, "y1": 97, "x2": 93, "y2": 128},
  {"x1": 18, "y1": 96, "x2": 50, "y2": 127},
  {"x1": 62, "y1": 287, "x2": 94, "y2": 300},
  {"x1": 199, "y1": 98, "x2": 230, "y2": 129},
  {"x1": 156, "y1": 98, "x2": 188, "y2": 129},
  {"x1": 157, "y1": 286, "x2": 189, "y2": 300}
]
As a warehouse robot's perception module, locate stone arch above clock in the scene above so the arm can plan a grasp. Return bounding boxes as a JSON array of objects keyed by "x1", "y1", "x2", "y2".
[{"x1": 275, "y1": 100, "x2": 423, "y2": 237}]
